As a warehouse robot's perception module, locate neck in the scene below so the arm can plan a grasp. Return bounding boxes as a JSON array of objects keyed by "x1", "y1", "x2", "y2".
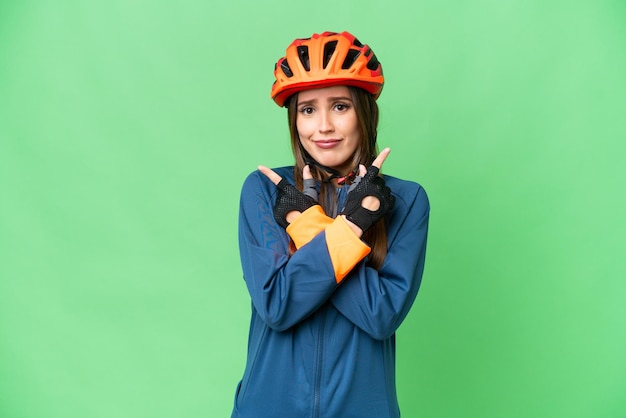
[{"x1": 307, "y1": 159, "x2": 355, "y2": 186}]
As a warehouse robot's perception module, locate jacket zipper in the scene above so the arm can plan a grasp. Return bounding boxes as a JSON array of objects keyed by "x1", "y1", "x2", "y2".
[
  {"x1": 313, "y1": 188, "x2": 343, "y2": 417},
  {"x1": 312, "y1": 307, "x2": 327, "y2": 418}
]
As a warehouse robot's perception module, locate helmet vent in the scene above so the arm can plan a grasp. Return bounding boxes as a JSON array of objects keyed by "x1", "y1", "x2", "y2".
[
  {"x1": 280, "y1": 59, "x2": 294, "y2": 77},
  {"x1": 297, "y1": 46, "x2": 310, "y2": 71},
  {"x1": 342, "y1": 49, "x2": 361, "y2": 69},
  {"x1": 366, "y1": 54, "x2": 380, "y2": 71},
  {"x1": 323, "y1": 41, "x2": 338, "y2": 69},
  {"x1": 352, "y1": 37, "x2": 363, "y2": 47}
]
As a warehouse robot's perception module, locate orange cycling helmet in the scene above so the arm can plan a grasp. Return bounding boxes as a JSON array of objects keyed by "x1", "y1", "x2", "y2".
[{"x1": 271, "y1": 31, "x2": 384, "y2": 107}]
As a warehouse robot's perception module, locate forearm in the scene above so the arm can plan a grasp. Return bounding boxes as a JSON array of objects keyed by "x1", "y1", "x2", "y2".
[
  {"x1": 241, "y1": 233, "x2": 338, "y2": 331},
  {"x1": 330, "y1": 185, "x2": 430, "y2": 340}
]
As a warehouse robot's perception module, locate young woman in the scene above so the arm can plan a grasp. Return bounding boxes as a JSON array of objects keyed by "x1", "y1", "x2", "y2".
[{"x1": 231, "y1": 31, "x2": 430, "y2": 418}]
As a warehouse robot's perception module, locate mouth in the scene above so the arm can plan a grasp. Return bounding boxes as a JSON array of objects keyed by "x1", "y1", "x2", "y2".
[{"x1": 313, "y1": 139, "x2": 342, "y2": 149}]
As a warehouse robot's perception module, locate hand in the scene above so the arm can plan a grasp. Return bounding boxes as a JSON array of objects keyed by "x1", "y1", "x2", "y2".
[
  {"x1": 340, "y1": 148, "x2": 395, "y2": 234},
  {"x1": 258, "y1": 165, "x2": 318, "y2": 228}
]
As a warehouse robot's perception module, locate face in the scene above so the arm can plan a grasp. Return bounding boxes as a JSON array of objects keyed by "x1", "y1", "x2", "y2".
[{"x1": 296, "y1": 85, "x2": 361, "y2": 175}]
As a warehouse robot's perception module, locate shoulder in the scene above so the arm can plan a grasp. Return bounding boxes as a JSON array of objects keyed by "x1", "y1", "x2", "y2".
[
  {"x1": 383, "y1": 175, "x2": 424, "y2": 193},
  {"x1": 383, "y1": 174, "x2": 430, "y2": 218},
  {"x1": 383, "y1": 175, "x2": 428, "y2": 203}
]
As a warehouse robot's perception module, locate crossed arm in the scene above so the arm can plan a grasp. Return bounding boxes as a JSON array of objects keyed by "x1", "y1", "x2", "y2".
[{"x1": 238, "y1": 149, "x2": 429, "y2": 338}]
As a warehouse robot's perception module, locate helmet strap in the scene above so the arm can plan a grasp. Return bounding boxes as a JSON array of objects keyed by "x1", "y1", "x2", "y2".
[{"x1": 301, "y1": 147, "x2": 357, "y2": 185}]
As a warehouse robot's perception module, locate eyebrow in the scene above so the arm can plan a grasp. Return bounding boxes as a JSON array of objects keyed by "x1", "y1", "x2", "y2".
[{"x1": 297, "y1": 96, "x2": 354, "y2": 106}]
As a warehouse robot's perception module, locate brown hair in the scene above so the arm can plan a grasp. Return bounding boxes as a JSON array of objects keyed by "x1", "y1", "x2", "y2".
[{"x1": 286, "y1": 86, "x2": 388, "y2": 269}]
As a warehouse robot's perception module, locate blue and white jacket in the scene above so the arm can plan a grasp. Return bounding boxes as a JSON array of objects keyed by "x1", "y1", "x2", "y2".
[{"x1": 231, "y1": 166, "x2": 429, "y2": 418}]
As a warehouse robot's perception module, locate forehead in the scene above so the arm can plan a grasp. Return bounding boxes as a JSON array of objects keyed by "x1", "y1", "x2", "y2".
[{"x1": 297, "y1": 85, "x2": 351, "y2": 103}]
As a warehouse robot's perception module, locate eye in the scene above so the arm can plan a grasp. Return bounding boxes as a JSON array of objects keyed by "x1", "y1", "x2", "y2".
[
  {"x1": 298, "y1": 106, "x2": 314, "y2": 115},
  {"x1": 334, "y1": 102, "x2": 351, "y2": 112}
]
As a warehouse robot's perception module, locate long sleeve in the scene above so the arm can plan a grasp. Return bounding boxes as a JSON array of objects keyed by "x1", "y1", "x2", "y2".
[
  {"x1": 330, "y1": 180, "x2": 430, "y2": 340},
  {"x1": 238, "y1": 169, "x2": 344, "y2": 331}
]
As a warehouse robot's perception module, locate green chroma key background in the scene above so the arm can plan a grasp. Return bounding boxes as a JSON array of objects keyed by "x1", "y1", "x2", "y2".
[{"x1": 1, "y1": 1, "x2": 624, "y2": 416}]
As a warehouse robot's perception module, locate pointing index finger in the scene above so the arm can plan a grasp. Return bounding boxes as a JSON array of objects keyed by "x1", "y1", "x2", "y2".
[
  {"x1": 258, "y1": 165, "x2": 283, "y2": 186},
  {"x1": 371, "y1": 148, "x2": 391, "y2": 170}
]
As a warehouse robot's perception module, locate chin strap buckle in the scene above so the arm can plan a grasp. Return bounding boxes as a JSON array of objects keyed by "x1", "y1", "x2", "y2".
[{"x1": 337, "y1": 171, "x2": 356, "y2": 186}]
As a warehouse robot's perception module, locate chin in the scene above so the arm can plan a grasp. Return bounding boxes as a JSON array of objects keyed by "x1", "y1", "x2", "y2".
[{"x1": 316, "y1": 157, "x2": 345, "y2": 170}]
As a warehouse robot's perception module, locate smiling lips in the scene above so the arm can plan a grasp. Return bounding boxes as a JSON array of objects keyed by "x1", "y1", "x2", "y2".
[{"x1": 314, "y1": 139, "x2": 342, "y2": 149}]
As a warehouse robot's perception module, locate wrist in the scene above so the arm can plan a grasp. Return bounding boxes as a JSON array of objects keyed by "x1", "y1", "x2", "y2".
[{"x1": 340, "y1": 215, "x2": 363, "y2": 238}]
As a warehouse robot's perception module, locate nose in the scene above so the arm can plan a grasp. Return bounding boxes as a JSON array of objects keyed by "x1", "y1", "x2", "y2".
[{"x1": 318, "y1": 110, "x2": 334, "y2": 133}]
